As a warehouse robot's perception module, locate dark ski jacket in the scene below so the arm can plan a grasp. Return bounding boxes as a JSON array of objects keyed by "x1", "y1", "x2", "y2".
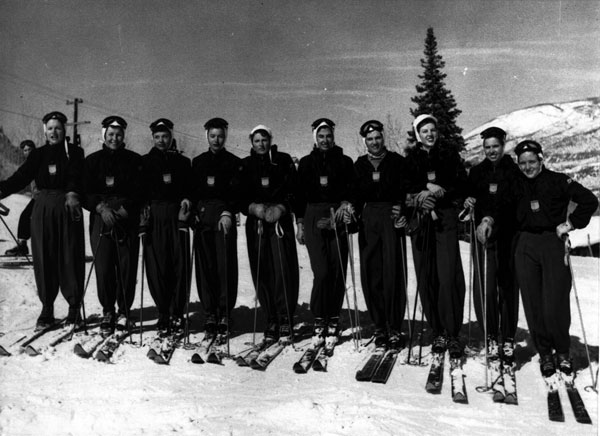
[
  {"x1": 83, "y1": 144, "x2": 143, "y2": 215},
  {"x1": 238, "y1": 145, "x2": 299, "y2": 216},
  {"x1": 296, "y1": 145, "x2": 356, "y2": 218},
  {"x1": 141, "y1": 147, "x2": 192, "y2": 203},
  {"x1": 0, "y1": 141, "x2": 84, "y2": 196}
]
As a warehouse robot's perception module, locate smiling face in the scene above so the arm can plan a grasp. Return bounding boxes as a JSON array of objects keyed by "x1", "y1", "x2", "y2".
[
  {"x1": 483, "y1": 137, "x2": 505, "y2": 163},
  {"x1": 418, "y1": 122, "x2": 438, "y2": 149},
  {"x1": 207, "y1": 127, "x2": 226, "y2": 153},
  {"x1": 316, "y1": 127, "x2": 334, "y2": 151},
  {"x1": 251, "y1": 131, "x2": 271, "y2": 155},
  {"x1": 104, "y1": 126, "x2": 125, "y2": 150},
  {"x1": 518, "y1": 151, "x2": 543, "y2": 179},
  {"x1": 153, "y1": 131, "x2": 172, "y2": 151},
  {"x1": 365, "y1": 130, "x2": 385, "y2": 156},
  {"x1": 45, "y1": 119, "x2": 65, "y2": 146}
]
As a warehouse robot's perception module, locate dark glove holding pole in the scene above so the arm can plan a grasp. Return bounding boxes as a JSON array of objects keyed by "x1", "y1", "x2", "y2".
[
  {"x1": 178, "y1": 199, "x2": 191, "y2": 230},
  {"x1": 265, "y1": 204, "x2": 286, "y2": 223},
  {"x1": 65, "y1": 192, "x2": 82, "y2": 222},
  {"x1": 248, "y1": 203, "x2": 266, "y2": 220},
  {"x1": 97, "y1": 201, "x2": 116, "y2": 228}
]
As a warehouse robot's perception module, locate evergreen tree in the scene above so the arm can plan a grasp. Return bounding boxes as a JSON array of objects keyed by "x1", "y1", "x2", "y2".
[{"x1": 408, "y1": 27, "x2": 464, "y2": 152}]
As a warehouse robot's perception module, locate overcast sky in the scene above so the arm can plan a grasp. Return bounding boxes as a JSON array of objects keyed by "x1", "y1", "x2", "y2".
[{"x1": 1, "y1": 0, "x2": 598, "y2": 158}]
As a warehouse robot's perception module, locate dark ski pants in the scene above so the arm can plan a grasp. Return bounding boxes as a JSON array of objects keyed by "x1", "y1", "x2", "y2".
[
  {"x1": 358, "y1": 202, "x2": 407, "y2": 333},
  {"x1": 31, "y1": 191, "x2": 84, "y2": 318},
  {"x1": 471, "y1": 229, "x2": 519, "y2": 341},
  {"x1": 17, "y1": 198, "x2": 34, "y2": 240},
  {"x1": 515, "y1": 231, "x2": 571, "y2": 356},
  {"x1": 410, "y1": 207, "x2": 465, "y2": 337},
  {"x1": 304, "y1": 203, "x2": 348, "y2": 320},
  {"x1": 144, "y1": 201, "x2": 191, "y2": 319},
  {"x1": 246, "y1": 214, "x2": 299, "y2": 325},
  {"x1": 90, "y1": 214, "x2": 139, "y2": 316},
  {"x1": 194, "y1": 201, "x2": 238, "y2": 320}
]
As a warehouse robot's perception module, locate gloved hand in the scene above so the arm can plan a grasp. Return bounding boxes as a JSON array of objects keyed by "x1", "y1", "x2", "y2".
[
  {"x1": 64, "y1": 192, "x2": 82, "y2": 222},
  {"x1": 394, "y1": 215, "x2": 407, "y2": 229},
  {"x1": 334, "y1": 202, "x2": 354, "y2": 224},
  {"x1": 421, "y1": 196, "x2": 436, "y2": 211},
  {"x1": 265, "y1": 204, "x2": 286, "y2": 223},
  {"x1": 296, "y1": 222, "x2": 305, "y2": 245},
  {"x1": 342, "y1": 203, "x2": 355, "y2": 224},
  {"x1": 415, "y1": 190, "x2": 432, "y2": 207},
  {"x1": 464, "y1": 197, "x2": 476, "y2": 209},
  {"x1": 391, "y1": 204, "x2": 402, "y2": 219},
  {"x1": 476, "y1": 216, "x2": 494, "y2": 244},
  {"x1": 139, "y1": 205, "x2": 150, "y2": 236},
  {"x1": 178, "y1": 199, "x2": 191, "y2": 229},
  {"x1": 427, "y1": 183, "x2": 446, "y2": 199},
  {"x1": 96, "y1": 202, "x2": 116, "y2": 228},
  {"x1": 218, "y1": 212, "x2": 233, "y2": 235},
  {"x1": 556, "y1": 221, "x2": 573, "y2": 240},
  {"x1": 405, "y1": 194, "x2": 416, "y2": 208},
  {"x1": 114, "y1": 205, "x2": 128, "y2": 220},
  {"x1": 248, "y1": 203, "x2": 266, "y2": 220}
]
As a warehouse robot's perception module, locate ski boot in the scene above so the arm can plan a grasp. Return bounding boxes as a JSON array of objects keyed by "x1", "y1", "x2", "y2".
[
  {"x1": 431, "y1": 334, "x2": 447, "y2": 354},
  {"x1": 264, "y1": 320, "x2": 279, "y2": 344},
  {"x1": 116, "y1": 314, "x2": 134, "y2": 331},
  {"x1": 100, "y1": 311, "x2": 116, "y2": 338},
  {"x1": 5, "y1": 240, "x2": 28, "y2": 256},
  {"x1": 487, "y1": 336, "x2": 500, "y2": 360},
  {"x1": 556, "y1": 353, "x2": 573, "y2": 381},
  {"x1": 312, "y1": 317, "x2": 326, "y2": 347},
  {"x1": 447, "y1": 337, "x2": 463, "y2": 359},
  {"x1": 171, "y1": 316, "x2": 186, "y2": 335},
  {"x1": 501, "y1": 338, "x2": 515, "y2": 365},
  {"x1": 279, "y1": 316, "x2": 293, "y2": 344},
  {"x1": 388, "y1": 330, "x2": 403, "y2": 351},
  {"x1": 203, "y1": 314, "x2": 217, "y2": 342},
  {"x1": 539, "y1": 353, "x2": 556, "y2": 378},
  {"x1": 156, "y1": 313, "x2": 170, "y2": 335},
  {"x1": 325, "y1": 317, "x2": 340, "y2": 347}
]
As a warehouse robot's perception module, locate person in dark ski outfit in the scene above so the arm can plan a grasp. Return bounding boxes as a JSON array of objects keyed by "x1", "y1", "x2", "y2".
[
  {"x1": 191, "y1": 118, "x2": 241, "y2": 339},
  {"x1": 354, "y1": 120, "x2": 408, "y2": 349},
  {"x1": 5, "y1": 140, "x2": 37, "y2": 256},
  {"x1": 405, "y1": 114, "x2": 467, "y2": 358},
  {"x1": 83, "y1": 116, "x2": 143, "y2": 337},
  {"x1": 239, "y1": 125, "x2": 300, "y2": 342},
  {"x1": 140, "y1": 118, "x2": 192, "y2": 334},
  {"x1": 296, "y1": 118, "x2": 356, "y2": 345},
  {"x1": 481, "y1": 140, "x2": 597, "y2": 377},
  {"x1": 464, "y1": 127, "x2": 521, "y2": 362},
  {"x1": 0, "y1": 112, "x2": 85, "y2": 330}
]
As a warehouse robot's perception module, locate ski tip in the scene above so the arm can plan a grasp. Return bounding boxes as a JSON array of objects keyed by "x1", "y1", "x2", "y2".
[
  {"x1": 503, "y1": 394, "x2": 518, "y2": 405},
  {"x1": 147, "y1": 349, "x2": 158, "y2": 360},
  {"x1": 73, "y1": 344, "x2": 89, "y2": 358},
  {"x1": 23, "y1": 345, "x2": 40, "y2": 357},
  {"x1": 453, "y1": 393, "x2": 468, "y2": 404},
  {"x1": 190, "y1": 354, "x2": 204, "y2": 364},
  {"x1": 95, "y1": 352, "x2": 111, "y2": 363},
  {"x1": 293, "y1": 364, "x2": 308, "y2": 374},
  {"x1": 0, "y1": 345, "x2": 11, "y2": 357},
  {"x1": 492, "y1": 392, "x2": 505, "y2": 403}
]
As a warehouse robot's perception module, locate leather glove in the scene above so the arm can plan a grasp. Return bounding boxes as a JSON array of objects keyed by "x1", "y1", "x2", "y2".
[
  {"x1": 391, "y1": 204, "x2": 402, "y2": 219},
  {"x1": 421, "y1": 196, "x2": 436, "y2": 211},
  {"x1": 248, "y1": 203, "x2": 266, "y2": 220},
  {"x1": 394, "y1": 215, "x2": 407, "y2": 229},
  {"x1": 139, "y1": 205, "x2": 150, "y2": 236},
  {"x1": 96, "y1": 202, "x2": 116, "y2": 228},
  {"x1": 556, "y1": 221, "x2": 573, "y2": 240},
  {"x1": 296, "y1": 222, "x2": 305, "y2": 245},
  {"x1": 476, "y1": 216, "x2": 494, "y2": 244},
  {"x1": 265, "y1": 204, "x2": 286, "y2": 223},
  {"x1": 427, "y1": 183, "x2": 446, "y2": 199},
  {"x1": 218, "y1": 212, "x2": 233, "y2": 235},
  {"x1": 64, "y1": 192, "x2": 82, "y2": 222},
  {"x1": 114, "y1": 205, "x2": 128, "y2": 220},
  {"x1": 464, "y1": 197, "x2": 476, "y2": 209}
]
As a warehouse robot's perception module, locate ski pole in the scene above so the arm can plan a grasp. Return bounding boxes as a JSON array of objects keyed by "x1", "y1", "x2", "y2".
[
  {"x1": 252, "y1": 219, "x2": 263, "y2": 345},
  {"x1": 222, "y1": 230, "x2": 230, "y2": 357},
  {"x1": 112, "y1": 226, "x2": 134, "y2": 344},
  {"x1": 275, "y1": 220, "x2": 294, "y2": 343},
  {"x1": 330, "y1": 207, "x2": 358, "y2": 351},
  {"x1": 565, "y1": 237, "x2": 596, "y2": 391},
  {"x1": 467, "y1": 214, "x2": 474, "y2": 349},
  {"x1": 345, "y1": 223, "x2": 361, "y2": 342},
  {"x1": 182, "y1": 227, "x2": 195, "y2": 347},
  {"x1": 0, "y1": 214, "x2": 33, "y2": 266},
  {"x1": 139, "y1": 233, "x2": 145, "y2": 345},
  {"x1": 474, "y1": 237, "x2": 489, "y2": 392},
  {"x1": 400, "y1": 235, "x2": 411, "y2": 343}
]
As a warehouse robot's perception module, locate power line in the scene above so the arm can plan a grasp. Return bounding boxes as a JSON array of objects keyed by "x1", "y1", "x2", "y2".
[{"x1": 0, "y1": 108, "x2": 40, "y2": 121}]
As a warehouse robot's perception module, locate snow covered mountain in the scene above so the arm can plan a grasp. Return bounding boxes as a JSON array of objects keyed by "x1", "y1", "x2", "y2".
[{"x1": 462, "y1": 97, "x2": 600, "y2": 198}]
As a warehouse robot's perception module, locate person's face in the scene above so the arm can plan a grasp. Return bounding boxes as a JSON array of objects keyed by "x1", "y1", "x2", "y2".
[
  {"x1": 208, "y1": 128, "x2": 226, "y2": 153},
  {"x1": 483, "y1": 137, "x2": 505, "y2": 163},
  {"x1": 45, "y1": 120, "x2": 65, "y2": 146},
  {"x1": 153, "y1": 131, "x2": 172, "y2": 151},
  {"x1": 316, "y1": 127, "x2": 334, "y2": 151},
  {"x1": 518, "y1": 151, "x2": 543, "y2": 179},
  {"x1": 418, "y1": 122, "x2": 438, "y2": 148},
  {"x1": 365, "y1": 130, "x2": 385, "y2": 155},
  {"x1": 22, "y1": 145, "x2": 34, "y2": 158},
  {"x1": 105, "y1": 126, "x2": 125, "y2": 150},
  {"x1": 251, "y1": 132, "x2": 271, "y2": 155}
]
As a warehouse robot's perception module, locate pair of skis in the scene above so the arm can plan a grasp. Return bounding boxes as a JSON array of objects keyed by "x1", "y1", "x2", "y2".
[
  {"x1": 546, "y1": 372, "x2": 592, "y2": 424},
  {"x1": 425, "y1": 351, "x2": 468, "y2": 403},
  {"x1": 146, "y1": 331, "x2": 185, "y2": 364},
  {"x1": 237, "y1": 338, "x2": 288, "y2": 370},
  {"x1": 355, "y1": 345, "x2": 399, "y2": 384},
  {"x1": 485, "y1": 357, "x2": 518, "y2": 404},
  {"x1": 190, "y1": 334, "x2": 227, "y2": 364},
  {"x1": 293, "y1": 335, "x2": 339, "y2": 374}
]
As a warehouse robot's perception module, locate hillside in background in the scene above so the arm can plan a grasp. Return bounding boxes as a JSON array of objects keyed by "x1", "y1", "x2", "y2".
[
  {"x1": 0, "y1": 127, "x2": 21, "y2": 180},
  {"x1": 462, "y1": 97, "x2": 600, "y2": 198}
]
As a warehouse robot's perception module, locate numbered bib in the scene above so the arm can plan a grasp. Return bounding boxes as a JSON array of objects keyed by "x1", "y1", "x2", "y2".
[
  {"x1": 105, "y1": 176, "x2": 115, "y2": 187},
  {"x1": 372, "y1": 172, "x2": 380, "y2": 182},
  {"x1": 489, "y1": 183, "x2": 498, "y2": 194},
  {"x1": 261, "y1": 177, "x2": 270, "y2": 188},
  {"x1": 48, "y1": 164, "x2": 57, "y2": 175},
  {"x1": 207, "y1": 176, "x2": 215, "y2": 186},
  {"x1": 319, "y1": 176, "x2": 328, "y2": 187},
  {"x1": 427, "y1": 171, "x2": 436, "y2": 182},
  {"x1": 162, "y1": 173, "x2": 172, "y2": 184},
  {"x1": 530, "y1": 200, "x2": 540, "y2": 212}
]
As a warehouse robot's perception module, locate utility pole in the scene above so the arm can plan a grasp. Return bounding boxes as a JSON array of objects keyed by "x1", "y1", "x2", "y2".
[{"x1": 66, "y1": 98, "x2": 89, "y2": 146}]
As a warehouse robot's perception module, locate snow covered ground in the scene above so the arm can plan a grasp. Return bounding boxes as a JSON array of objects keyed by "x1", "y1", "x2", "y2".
[{"x1": 0, "y1": 194, "x2": 597, "y2": 436}]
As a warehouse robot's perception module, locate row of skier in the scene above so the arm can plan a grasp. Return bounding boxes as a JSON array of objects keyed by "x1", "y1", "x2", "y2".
[{"x1": 0, "y1": 111, "x2": 597, "y2": 379}]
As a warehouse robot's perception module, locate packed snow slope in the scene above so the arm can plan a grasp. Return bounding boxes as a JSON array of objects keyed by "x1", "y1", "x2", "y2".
[
  {"x1": 462, "y1": 97, "x2": 600, "y2": 198},
  {"x1": 0, "y1": 194, "x2": 598, "y2": 436}
]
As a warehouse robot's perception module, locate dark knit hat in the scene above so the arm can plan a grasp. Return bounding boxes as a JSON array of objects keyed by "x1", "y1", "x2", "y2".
[
  {"x1": 150, "y1": 118, "x2": 174, "y2": 134},
  {"x1": 204, "y1": 118, "x2": 229, "y2": 131},
  {"x1": 480, "y1": 126, "x2": 506, "y2": 144},
  {"x1": 42, "y1": 111, "x2": 67, "y2": 126},
  {"x1": 311, "y1": 118, "x2": 335, "y2": 131},
  {"x1": 515, "y1": 140, "x2": 543, "y2": 157},
  {"x1": 359, "y1": 120, "x2": 384, "y2": 137},
  {"x1": 19, "y1": 139, "x2": 36, "y2": 149}
]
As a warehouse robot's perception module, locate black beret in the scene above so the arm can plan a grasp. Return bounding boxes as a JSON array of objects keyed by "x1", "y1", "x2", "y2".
[
  {"x1": 514, "y1": 140, "x2": 542, "y2": 157},
  {"x1": 102, "y1": 115, "x2": 128, "y2": 129},
  {"x1": 480, "y1": 126, "x2": 506, "y2": 143},
  {"x1": 42, "y1": 111, "x2": 67, "y2": 125},
  {"x1": 19, "y1": 139, "x2": 36, "y2": 149},
  {"x1": 204, "y1": 117, "x2": 229, "y2": 130},
  {"x1": 150, "y1": 118, "x2": 174, "y2": 133},
  {"x1": 359, "y1": 120, "x2": 384, "y2": 137},
  {"x1": 311, "y1": 118, "x2": 335, "y2": 130}
]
